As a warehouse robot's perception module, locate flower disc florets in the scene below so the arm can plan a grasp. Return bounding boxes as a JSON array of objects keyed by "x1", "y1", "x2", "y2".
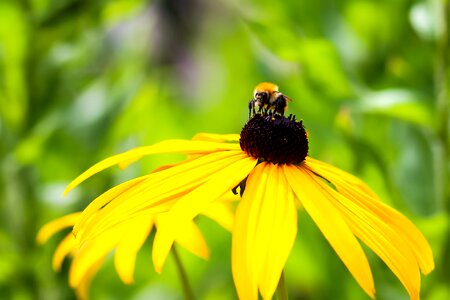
[{"x1": 240, "y1": 113, "x2": 309, "y2": 164}]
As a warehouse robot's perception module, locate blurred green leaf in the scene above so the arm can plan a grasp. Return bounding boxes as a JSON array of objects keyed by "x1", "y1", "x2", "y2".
[
  {"x1": 299, "y1": 39, "x2": 353, "y2": 99},
  {"x1": 409, "y1": 2, "x2": 442, "y2": 41},
  {"x1": 245, "y1": 19, "x2": 303, "y2": 62},
  {"x1": 391, "y1": 124, "x2": 439, "y2": 216},
  {"x1": 0, "y1": 1, "x2": 28, "y2": 132},
  {"x1": 357, "y1": 89, "x2": 434, "y2": 127},
  {"x1": 427, "y1": 284, "x2": 450, "y2": 300},
  {"x1": 345, "y1": 1, "x2": 395, "y2": 48},
  {"x1": 0, "y1": 231, "x2": 19, "y2": 284},
  {"x1": 101, "y1": 0, "x2": 145, "y2": 26}
]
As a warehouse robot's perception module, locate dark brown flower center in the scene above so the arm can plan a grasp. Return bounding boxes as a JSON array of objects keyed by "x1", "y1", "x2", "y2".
[{"x1": 239, "y1": 113, "x2": 309, "y2": 164}]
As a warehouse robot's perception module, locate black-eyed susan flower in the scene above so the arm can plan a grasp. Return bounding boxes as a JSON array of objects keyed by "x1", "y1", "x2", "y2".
[{"x1": 39, "y1": 85, "x2": 434, "y2": 300}]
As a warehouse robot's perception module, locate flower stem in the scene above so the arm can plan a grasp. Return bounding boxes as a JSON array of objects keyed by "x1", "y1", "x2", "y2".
[
  {"x1": 276, "y1": 270, "x2": 289, "y2": 300},
  {"x1": 172, "y1": 245, "x2": 195, "y2": 300}
]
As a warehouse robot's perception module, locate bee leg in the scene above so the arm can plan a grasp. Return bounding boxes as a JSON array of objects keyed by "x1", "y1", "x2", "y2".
[
  {"x1": 248, "y1": 99, "x2": 255, "y2": 118},
  {"x1": 232, "y1": 177, "x2": 248, "y2": 197},
  {"x1": 277, "y1": 105, "x2": 285, "y2": 116},
  {"x1": 257, "y1": 106, "x2": 264, "y2": 115}
]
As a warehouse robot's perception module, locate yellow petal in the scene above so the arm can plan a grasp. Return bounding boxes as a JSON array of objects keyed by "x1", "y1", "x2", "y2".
[
  {"x1": 201, "y1": 197, "x2": 236, "y2": 232},
  {"x1": 36, "y1": 212, "x2": 81, "y2": 244},
  {"x1": 166, "y1": 153, "x2": 256, "y2": 221},
  {"x1": 73, "y1": 176, "x2": 150, "y2": 237},
  {"x1": 258, "y1": 165, "x2": 297, "y2": 300},
  {"x1": 75, "y1": 151, "x2": 231, "y2": 241},
  {"x1": 76, "y1": 151, "x2": 247, "y2": 244},
  {"x1": 173, "y1": 219, "x2": 209, "y2": 260},
  {"x1": 152, "y1": 154, "x2": 257, "y2": 273},
  {"x1": 305, "y1": 157, "x2": 379, "y2": 199},
  {"x1": 284, "y1": 165, "x2": 375, "y2": 298},
  {"x1": 309, "y1": 173, "x2": 421, "y2": 300},
  {"x1": 152, "y1": 213, "x2": 175, "y2": 274},
  {"x1": 306, "y1": 160, "x2": 434, "y2": 275},
  {"x1": 74, "y1": 257, "x2": 105, "y2": 300},
  {"x1": 119, "y1": 153, "x2": 198, "y2": 171},
  {"x1": 70, "y1": 222, "x2": 128, "y2": 287},
  {"x1": 232, "y1": 163, "x2": 268, "y2": 300},
  {"x1": 64, "y1": 140, "x2": 241, "y2": 195},
  {"x1": 52, "y1": 233, "x2": 77, "y2": 271},
  {"x1": 75, "y1": 189, "x2": 173, "y2": 245},
  {"x1": 232, "y1": 163, "x2": 298, "y2": 300},
  {"x1": 114, "y1": 215, "x2": 154, "y2": 284},
  {"x1": 117, "y1": 157, "x2": 141, "y2": 170},
  {"x1": 192, "y1": 133, "x2": 240, "y2": 142}
]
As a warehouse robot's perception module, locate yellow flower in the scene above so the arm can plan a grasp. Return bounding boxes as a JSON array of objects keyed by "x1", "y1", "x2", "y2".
[{"x1": 40, "y1": 112, "x2": 434, "y2": 300}]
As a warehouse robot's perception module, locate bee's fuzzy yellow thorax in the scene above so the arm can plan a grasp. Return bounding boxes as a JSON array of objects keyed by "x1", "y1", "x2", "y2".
[{"x1": 253, "y1": 82, "x2": 279, "y2": 95}]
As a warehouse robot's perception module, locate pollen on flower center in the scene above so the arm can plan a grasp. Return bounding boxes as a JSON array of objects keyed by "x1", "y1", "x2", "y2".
[{"x1": 239, "y1": 113, "x2": 309, "y2": 164}]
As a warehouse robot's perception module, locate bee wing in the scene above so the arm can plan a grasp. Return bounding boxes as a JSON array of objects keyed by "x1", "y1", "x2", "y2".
[{"x1": 285, "y1": 95, "x2": 293, "y2": 102}]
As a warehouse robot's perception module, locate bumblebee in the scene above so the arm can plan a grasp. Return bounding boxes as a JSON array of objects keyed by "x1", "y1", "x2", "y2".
[{"x1": 248, "y1": 82, "x2": 292, "y2": 118}]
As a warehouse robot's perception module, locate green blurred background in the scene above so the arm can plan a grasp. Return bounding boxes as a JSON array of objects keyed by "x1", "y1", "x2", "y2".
[{"x1": 0, "y1": 0, "x2": 449, "y2": 299}]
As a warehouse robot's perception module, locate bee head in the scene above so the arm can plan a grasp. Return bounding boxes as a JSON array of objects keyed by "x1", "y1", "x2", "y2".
[{"x1": 254, "y1": 91, "x2": 269, "y2": 105}]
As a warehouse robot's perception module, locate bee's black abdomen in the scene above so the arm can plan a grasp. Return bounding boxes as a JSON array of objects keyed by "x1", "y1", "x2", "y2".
[{"x1": 273, "y1": 95, "x2": 287, "y2": 116}]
